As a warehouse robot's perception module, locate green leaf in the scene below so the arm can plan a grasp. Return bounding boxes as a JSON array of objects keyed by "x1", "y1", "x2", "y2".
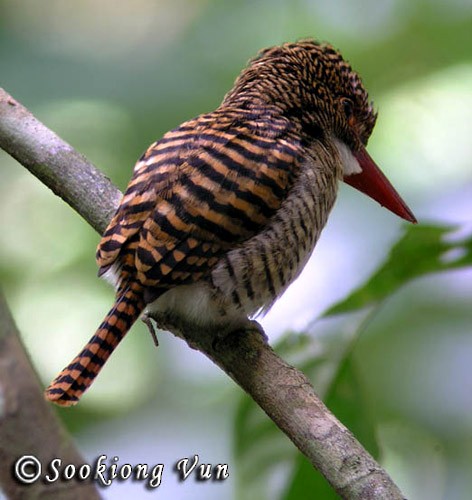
[
  {"x1": 282, "y1": 453, "x2": 339, "y2": 500},
  {"x1": 324, "y1": 223, "x2": 472, "y2": 317},
  {"x1": 325, "y1": 356, "x2": 380, "y2": 458},
  {"x1": 234, "y1": 394, "x2": 294, "y2": 500}
]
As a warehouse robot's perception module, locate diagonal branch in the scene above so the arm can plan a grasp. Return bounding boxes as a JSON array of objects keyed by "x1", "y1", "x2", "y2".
[
  {"x1": 0, "y1": 87, "x2": 406, "y2": 499},
  {"x1": 0, "y1": 90, "x2": 121, "y2": 235}
]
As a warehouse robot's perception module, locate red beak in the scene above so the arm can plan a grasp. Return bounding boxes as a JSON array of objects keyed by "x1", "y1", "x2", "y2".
[{"x1": 343, "y1": 146, "x2": 417, "y2": 223}]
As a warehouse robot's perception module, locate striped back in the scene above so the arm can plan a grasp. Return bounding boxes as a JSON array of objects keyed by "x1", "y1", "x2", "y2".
[{"x1": 96, "y1": 107, "x2": 303, "y2": 297}]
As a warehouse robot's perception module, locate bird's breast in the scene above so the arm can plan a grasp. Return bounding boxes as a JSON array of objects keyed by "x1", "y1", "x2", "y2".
[{"x1": 209, "y1": 153, "x2": 338, "y2": 319}]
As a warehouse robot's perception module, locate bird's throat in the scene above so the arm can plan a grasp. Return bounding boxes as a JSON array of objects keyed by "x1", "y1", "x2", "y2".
[{"x1": 334, "y1": 139, "x2": 362, "y2": 177}]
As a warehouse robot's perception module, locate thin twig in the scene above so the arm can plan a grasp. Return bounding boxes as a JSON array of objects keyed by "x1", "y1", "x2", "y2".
[{"x1": 0, "y1": 87, "x2": 406, "y2": 499}]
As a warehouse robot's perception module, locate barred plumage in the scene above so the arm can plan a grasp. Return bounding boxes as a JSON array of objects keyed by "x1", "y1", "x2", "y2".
[
  {"x1": 46, "y1": 282, "x2": 145, "y2": 405},
  {"x1": 45, "y1": 40, "x2": 415, "y2": 406}
]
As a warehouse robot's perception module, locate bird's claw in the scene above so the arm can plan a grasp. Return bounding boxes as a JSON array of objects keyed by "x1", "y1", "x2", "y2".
[{"x1": 141, "y1": 313, "x2": 159, "y2": 347}]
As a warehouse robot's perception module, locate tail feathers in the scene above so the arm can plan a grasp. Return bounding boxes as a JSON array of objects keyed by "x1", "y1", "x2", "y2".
[{"x1": 45, "y1": 284, "x2": 145, "y2": 407}]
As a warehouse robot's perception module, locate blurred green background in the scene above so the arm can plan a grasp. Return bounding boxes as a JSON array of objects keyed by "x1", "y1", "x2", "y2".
[{"x1": 1, "y1": 0, "x2": 471, "y2": 498}]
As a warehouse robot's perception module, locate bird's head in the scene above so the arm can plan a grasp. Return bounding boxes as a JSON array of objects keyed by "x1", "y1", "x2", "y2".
[{"x1": 225, "y1": 40, "x2": 416, "y2": 223}]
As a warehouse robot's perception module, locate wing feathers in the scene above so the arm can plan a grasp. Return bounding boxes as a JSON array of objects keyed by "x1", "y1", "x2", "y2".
[{"x1": 96, "y1": 110, "x2": 302, "y2": 296}]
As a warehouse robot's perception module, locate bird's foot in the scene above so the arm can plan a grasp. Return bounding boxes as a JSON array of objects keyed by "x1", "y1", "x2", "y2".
[
  {"x1": 211, "y1": 319, "x2": 268, "y2": 352},
  {"x1": 247, "y1": 319, "x2": 269, "y2": 343},
  {"x1": 141, "y1": 313, "x2": 159, "y2": 347}
]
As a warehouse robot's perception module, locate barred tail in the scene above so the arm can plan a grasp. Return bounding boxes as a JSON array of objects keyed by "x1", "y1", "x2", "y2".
[{"x1": 45, "y1": 283, "x2": 145, "y2": 407}]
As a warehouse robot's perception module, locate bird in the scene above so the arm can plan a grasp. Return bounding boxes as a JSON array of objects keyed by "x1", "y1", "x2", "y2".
[{"x1": 45, "y1": 39, "x2": 416, "y2": 406}]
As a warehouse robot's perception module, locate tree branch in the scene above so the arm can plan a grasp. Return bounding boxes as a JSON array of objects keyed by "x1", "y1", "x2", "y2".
[
  {"x1": 0, "y1": 87, "x2": 405, "y2": 499},
  {"x1": 0, "y1": 90, "x2": 121, "y2": 234}
]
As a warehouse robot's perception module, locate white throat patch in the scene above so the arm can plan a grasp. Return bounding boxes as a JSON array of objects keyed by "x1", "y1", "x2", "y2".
[{"x1": 334, "y1": 139, "x2": 362, "y2": 177}]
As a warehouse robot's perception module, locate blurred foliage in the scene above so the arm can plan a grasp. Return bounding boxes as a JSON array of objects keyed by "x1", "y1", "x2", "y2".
[
  {"x1": 235, "y1": 222, "x2": 472, "y2": 498},
  {"x1": 1, "y1": 1, "x2": 472, "y2": 499}
]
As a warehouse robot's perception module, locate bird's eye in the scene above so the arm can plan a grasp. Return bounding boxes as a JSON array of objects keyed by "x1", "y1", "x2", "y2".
[{"x1": 341, "y1": 98, "x2": 354, "y2": 120}]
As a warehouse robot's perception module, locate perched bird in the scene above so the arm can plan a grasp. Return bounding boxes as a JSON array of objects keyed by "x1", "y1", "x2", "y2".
[{"x1": 45, "y1": 40, "x2": 416, "y2": 406}]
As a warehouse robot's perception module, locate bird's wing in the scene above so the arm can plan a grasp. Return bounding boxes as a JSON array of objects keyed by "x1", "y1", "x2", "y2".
[{"x1": 96, "y1": 112, "x2": 302, "y2": 293}]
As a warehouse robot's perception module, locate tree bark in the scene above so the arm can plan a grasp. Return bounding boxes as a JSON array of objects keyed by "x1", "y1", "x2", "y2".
[
  {"x1": 0, "y1": 293, "x2": 101, "y2": 499},
  {"x1": 0, "y1": 87, "x2": 406, "y2": 499}
]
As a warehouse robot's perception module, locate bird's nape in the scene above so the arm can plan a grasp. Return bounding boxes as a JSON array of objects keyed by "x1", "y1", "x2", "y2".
[{"x1": 343, "y1": 146, "x2": 417, "y2": 223}]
